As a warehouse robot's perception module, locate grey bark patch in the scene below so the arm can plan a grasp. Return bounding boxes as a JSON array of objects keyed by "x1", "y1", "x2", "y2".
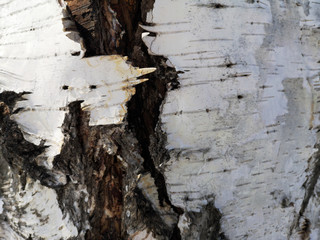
[
  {"x1": 282, "y1": 77, "x2": 317, "y2": 237},
  {"x1": 300, "y1": 0, "x2": 310, "y2": 16}
]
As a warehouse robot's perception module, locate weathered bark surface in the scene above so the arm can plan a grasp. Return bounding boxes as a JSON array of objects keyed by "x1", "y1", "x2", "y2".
[{"x1": 1, "y1": 0, "x2": 320, "y2": 240}]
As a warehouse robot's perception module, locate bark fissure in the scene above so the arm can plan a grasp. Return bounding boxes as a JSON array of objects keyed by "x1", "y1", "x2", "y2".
[
  {"x1": 123, "y1": 0, "x2": 183, "y2": 238},
  {"x1": 64, "y1": 0, "x2": 182, "y2": 238}
]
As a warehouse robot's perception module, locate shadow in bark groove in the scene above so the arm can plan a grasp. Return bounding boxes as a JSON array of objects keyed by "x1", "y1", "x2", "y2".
[{"x1": 124, "y1": 0, "x2": 184, "y2": 238}]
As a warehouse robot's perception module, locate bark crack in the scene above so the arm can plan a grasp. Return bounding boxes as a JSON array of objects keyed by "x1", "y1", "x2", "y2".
[
  {"x1": 124, "y1": 0, "x2": 183, "y2": 238},
  {"x1": 64, "y1": 0, "x2": 182, "y2": 238}
]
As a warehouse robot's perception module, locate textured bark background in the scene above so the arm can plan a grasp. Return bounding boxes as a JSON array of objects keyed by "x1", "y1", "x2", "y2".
[{"x1": 0, "y1": 0, "x2": 320, "y2": 240}]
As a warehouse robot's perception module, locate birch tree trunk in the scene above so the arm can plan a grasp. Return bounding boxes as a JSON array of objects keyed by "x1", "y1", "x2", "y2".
[{"x1": 0, "y1": 0, "x2": 320, "y2": 240}]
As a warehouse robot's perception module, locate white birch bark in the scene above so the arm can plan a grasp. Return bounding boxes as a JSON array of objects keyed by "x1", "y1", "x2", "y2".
[{"x1": 142, "y1": 0, "x2": 320, "y2": 239}]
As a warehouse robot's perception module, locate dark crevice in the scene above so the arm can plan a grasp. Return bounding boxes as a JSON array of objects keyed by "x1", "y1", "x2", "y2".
[
  {"x1": 134, "y1": 187, "x2": 178, "y2": 239},
  {"x1": 0, "y1": 1, "x2": 181, "y2": 239},
  {"x1": 124, "y1": 0, "x2": 183, "y2": 223},
  {"x1": 107, "y1": 0, "x2": 183, "y2": 237},
  {"x1": 61, "y1": 0, "x2": 182, "y2": 238}
]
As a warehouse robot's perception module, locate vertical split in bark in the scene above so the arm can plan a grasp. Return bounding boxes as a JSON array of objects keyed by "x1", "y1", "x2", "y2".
[{"x1": 62, "y1": 0, "x2": 184, "y2": 238}]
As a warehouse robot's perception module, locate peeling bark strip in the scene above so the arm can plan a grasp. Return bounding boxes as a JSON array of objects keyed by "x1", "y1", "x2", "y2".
[{"x1": 143, "y1": 0, "x2": 320, "y2": 239}]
